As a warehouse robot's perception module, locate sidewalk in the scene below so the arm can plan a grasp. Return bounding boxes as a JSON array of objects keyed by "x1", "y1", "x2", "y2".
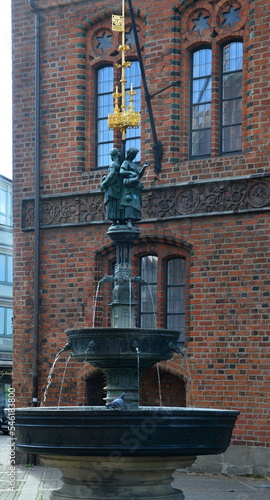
[
  {"x1": 0, "y1": 437, "x2": 270, "y2": 499},
  {"x1": 0, "y1": 437, "x2": 61, "y2": 500},
  {"x1": 173, "y1": 471, "x2": 270, "y2": 500}
]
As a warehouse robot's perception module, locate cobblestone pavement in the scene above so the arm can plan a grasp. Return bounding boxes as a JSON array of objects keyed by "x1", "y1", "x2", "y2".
[
  {"x1": 0, "y1": 435, "x2": 270, "y2": 499},
  {"x1": 173, "y1": 471, "x2": 270, "y2": 500},
  {"x1": 0, "y1": 435, "x2": 61, "y2": 500}
]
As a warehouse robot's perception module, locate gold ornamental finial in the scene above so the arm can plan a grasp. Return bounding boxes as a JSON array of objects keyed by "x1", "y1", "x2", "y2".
[{"x1": 108, "y1": 0, "x2": 140, "y2": 140}]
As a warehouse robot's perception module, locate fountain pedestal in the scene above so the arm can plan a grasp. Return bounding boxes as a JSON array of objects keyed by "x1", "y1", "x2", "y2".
[
  {"x1": 41, "y1": 454, "x2": 194, "y2": 500},
  {"x1": 103, "y1": 367, "x2": 139, "y2": 409},
  {"x1": 108, "y1": 225, "x2": 139, "y2": 331}
]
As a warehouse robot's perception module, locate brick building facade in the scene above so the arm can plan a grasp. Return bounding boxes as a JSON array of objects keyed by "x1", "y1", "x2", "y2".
[{"x1": 12, "y1": 0, "x2": 269, "y2": 473}]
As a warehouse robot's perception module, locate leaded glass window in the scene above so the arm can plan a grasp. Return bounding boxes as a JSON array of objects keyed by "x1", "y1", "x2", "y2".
[
  {"x1": 221, "y1": 41, "x2": 243, "y2": 153},
  {"x1": 139, "y1": 255, "x2": 157, "y2": 328},
  {"x1": 166, "y1": 258, "x2": 186, "y2": 341},
  {"x1": 96, "y1": 62, "x2": 141, "y2": 169},
  {"x1": 125, "y1": 61, "x2": 141, "y2": 160},
  {"x1": 96, "y1": 66, "x2": 114, "y2": 169},
  {"x1": 191, "y1": 48, "x2": 212, "y2": 157}
]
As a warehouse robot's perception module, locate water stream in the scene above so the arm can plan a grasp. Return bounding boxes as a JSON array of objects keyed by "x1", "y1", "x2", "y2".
[
  {"x1": 181, "y1": 354, "x2": 195, "y2": 407},
  {"x1": 57, "y1": 352, "x2": 73, "y2": 408},
  {"x1": 129, "y1": 277, "x2": 132, "y2": 328},
  {"x1": 146, "y1": 283, "x2": 157, "y2": 328},
  {"x1": 42, "y1": 348, "x2": 65, "y2": 406},
  {"x1": 81, "y1": 362, "x2": 87, "y2": 407},
  {"x1": 81, "y1": 343, "x2": 94, "y2": 406},
  {"x1": 156, "y1": 364, "x2": 163, "y2": 407},
  {"x1": 136, "y1": 347, "x2": 140, "y2": 403},
  {"x1": 92, "y1": 279, "x2": 102, "y2": 327}
]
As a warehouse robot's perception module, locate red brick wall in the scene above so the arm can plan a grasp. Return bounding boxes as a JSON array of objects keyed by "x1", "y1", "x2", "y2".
[
  {"x1": 12, "y1": 0, "x2": 270, "y2": 451},
  {"x1": 140, "y1": 366, "x2": 187, "y2": 407}
]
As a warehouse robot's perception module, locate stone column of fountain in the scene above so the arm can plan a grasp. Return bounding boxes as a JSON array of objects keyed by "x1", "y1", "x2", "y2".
[
  {"x1": 15, "y1": 147, "x2": 239, "y2": 500},
  {"x1": 103, "y1": 224, "x2": 141, "y2": 410}
]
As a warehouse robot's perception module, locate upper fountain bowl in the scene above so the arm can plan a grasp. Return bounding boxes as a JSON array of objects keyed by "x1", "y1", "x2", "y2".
[{"x1": 66, "y1": 327, "x2": 180, "y2": 369}]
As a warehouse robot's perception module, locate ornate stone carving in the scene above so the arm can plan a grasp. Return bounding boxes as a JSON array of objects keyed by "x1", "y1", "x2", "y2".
[
  {"x1": 142, "y1": 177, "x2": 270, "y2": 219},
  {"x1": 22, "y1": 176, "x2": 270, "y2": 230},
  {"x1": 22, "y1": 193, "x2": 105, "y2": 230},
  {"x1": 181, "y1": 0, "x2": 249, "y2": 42}
]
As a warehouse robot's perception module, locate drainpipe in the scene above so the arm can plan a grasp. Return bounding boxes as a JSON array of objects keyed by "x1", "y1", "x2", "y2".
[
  {"x1": 29, "y1": 0, "x2": 41, "y2": 410},
  {"x1": 127, "y1": 0, "x2": 163, "y2": 175}
]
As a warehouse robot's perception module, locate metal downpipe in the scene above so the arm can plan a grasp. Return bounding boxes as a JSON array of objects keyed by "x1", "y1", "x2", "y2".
[{"x1": 29, "y1": 0, "x2": 41, "y2": 411}]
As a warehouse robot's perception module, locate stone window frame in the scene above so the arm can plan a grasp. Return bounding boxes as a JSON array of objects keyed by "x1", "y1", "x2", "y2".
[
  {"x1": 189, "y1": 39, "x2": 243, "y2": 158},
  {"x1": 176, "y1": 0, "x2": 249, "y2": 162}
]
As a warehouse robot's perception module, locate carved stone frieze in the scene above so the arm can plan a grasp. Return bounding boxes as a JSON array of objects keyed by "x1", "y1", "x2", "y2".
[
  {"x1": 22, "y1": 176, "x2": 270, "y2": 230},
  {"x1": 142, "y1": 177, "x2": 270, "y2": 219},
  {"x1": 22, "y1": 193, "x2": 105, "y2": 230}
]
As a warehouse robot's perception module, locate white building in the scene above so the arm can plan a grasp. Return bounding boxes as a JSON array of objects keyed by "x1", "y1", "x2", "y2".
[{"x1": 0, "y1": 175, "x2": 12, "y2": 406}]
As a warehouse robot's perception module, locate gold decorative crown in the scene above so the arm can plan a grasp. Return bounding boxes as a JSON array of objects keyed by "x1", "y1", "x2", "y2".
[{"x1": 108, "y1": 0, "x2": 140, "y2": 139}]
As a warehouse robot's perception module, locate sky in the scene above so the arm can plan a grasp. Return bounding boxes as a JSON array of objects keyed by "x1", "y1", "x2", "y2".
[{"x1": 0, "y1": 0, "x2": 12, "y2": 179}]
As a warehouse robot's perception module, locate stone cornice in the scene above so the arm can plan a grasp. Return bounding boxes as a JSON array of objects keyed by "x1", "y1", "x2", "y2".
[
  {"x1": 22, "y1": 174, "x2": 270, "y2": 230},
  {"x1": 31, "y1": 0, "x2": 90, "y2": 10},
  {"x1": 32, "y1": 0, "x2": 148, "y2": 19}
]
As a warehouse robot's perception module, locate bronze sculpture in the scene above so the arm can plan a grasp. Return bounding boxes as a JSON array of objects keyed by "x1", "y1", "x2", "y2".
[
  {"x1": 101, "y1": 147, "x2": 149, "y2": 227},
  {"x1": 100, "y1": 148, "x2": 122, "y2": 225}
]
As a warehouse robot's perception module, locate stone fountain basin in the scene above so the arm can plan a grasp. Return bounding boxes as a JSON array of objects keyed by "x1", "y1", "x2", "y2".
[
  {"x1": 15, "y1": 406, "x2": 239, "y2": 457},
  {"x1": 66, "y1": 327, "x2": 180, "y2": 368}
]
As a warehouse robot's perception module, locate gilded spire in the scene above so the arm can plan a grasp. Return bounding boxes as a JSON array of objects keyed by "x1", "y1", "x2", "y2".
[{"x1": 108, "y1": 0, "x2": 140, "y2": 140}]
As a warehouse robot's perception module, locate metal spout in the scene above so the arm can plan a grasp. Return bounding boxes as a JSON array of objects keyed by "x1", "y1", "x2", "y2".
[
  {"x1": 100, "y1": 275, "x2": 115, "y2": 284},
  {"x1": 61, "y1": 342, "x2": 72, "y2": 353},
  {"x1": 168, "y1": 341, "x2": 184, "y2": 357},
  {"x1": 131, "y1": 276, "x2": 148, "y2": 285}
]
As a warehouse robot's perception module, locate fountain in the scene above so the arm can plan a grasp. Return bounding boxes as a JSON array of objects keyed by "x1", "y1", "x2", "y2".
[
  {"x1": 15, "y1": 145, "x2": 239, "y2": 500},
  {"x1": 15, "y1": 6, "x2": 238, "y2": 495}
]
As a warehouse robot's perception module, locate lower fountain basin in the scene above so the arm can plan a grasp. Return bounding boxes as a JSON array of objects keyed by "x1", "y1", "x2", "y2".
[{"x1": 15, "y1": 406, "x2": 239, "y2": 457}]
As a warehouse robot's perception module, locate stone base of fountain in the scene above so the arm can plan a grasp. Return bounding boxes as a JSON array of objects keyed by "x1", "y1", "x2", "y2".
[{"x1": 41, "y1": 454, "x2": 194, "y2": 499}]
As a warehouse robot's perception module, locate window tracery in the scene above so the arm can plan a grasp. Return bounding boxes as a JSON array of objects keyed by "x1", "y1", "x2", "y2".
[{"x1": 177, "y1": 0, "x2": 248, "y2": 159}]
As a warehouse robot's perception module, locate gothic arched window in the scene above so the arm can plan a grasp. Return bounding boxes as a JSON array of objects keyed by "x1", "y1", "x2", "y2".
[
  {"x1": 138, "y1": 254, "x2": 186, "y2": 342},
  {"x1": 190, "y1": 47, "x2": 212, "y2": 157},
  {"x1": 96, "y1": 66, "x2": 114, "y2": 169},
  {"x1": 96, "y1": 61, "x2": 141, "y2": 169},
  {"x1": 125, "y1": 61, "x2": 141, "y2": 160},
  {"x1": 166, "y1": 257, "x2": 186, "y2": 339},
  {"x1": 221, "y1": 41, "x2": 243, "y2": 153},
  {"x1": 139, "y1": 255, "x2": 158, "y2": 328}
]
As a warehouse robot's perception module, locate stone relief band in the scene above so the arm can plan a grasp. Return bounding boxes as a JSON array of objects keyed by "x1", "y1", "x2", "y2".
[{"x1": 22, "y1": 175, "x2": 270, "y2": 230}]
